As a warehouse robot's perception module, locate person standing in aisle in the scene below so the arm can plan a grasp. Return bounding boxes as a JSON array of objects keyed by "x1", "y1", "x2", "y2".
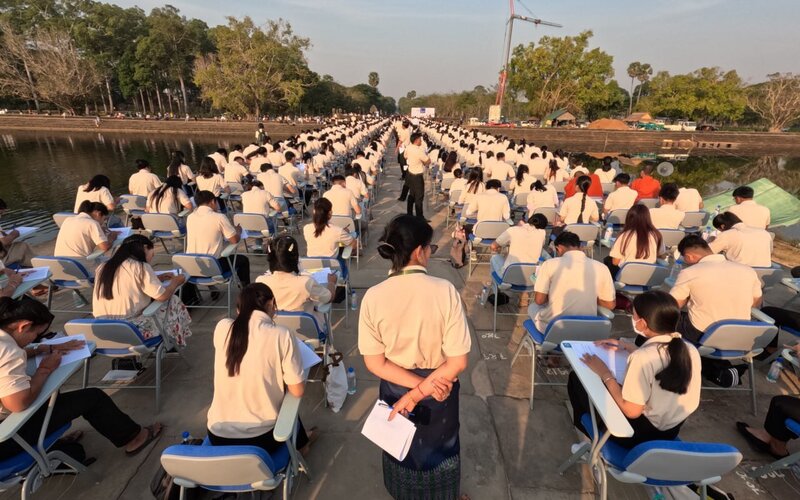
[
  {"x1": 396, "y1": 121, "x2": 412, "y2": 202},
  {"x1": 403, "y1": 133, "x2": 431, "y2": 220}
]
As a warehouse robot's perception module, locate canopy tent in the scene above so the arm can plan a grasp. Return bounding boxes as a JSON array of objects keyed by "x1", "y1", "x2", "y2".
[{"x1": 703, "y1": 178, "x2": 800, "y2": 228}]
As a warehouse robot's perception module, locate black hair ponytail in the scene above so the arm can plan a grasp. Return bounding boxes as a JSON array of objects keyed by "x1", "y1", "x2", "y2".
[
  {"x1": 655, "y1": 337, "x2": 693, "y2": 394},
  {"x1": 226, "y1": 283, "x2": 274, "y2": 376}
]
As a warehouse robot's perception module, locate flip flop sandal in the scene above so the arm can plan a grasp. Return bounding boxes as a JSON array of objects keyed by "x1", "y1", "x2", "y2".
[
  {"x1": 736, "y1": 421, "x2": 775, "y2": 456},
  {"x1": 126, "y1": 424, "x2": 163, "y2": 456}
]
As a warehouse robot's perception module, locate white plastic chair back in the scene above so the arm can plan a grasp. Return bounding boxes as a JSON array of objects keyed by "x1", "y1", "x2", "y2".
[
  {"x1": 233, "y1": 213, "x2": 271, "y2": 238},
  {"x1": 500, "y1": 263, "x2": 537, "y2": 288},
  {"x1": 552, "y1": 181, "x2": 568, "y2": 194},
  {"x1": 227, "y1": 182, "x2": 244, "y2": 195},
  {"x1": 473, "y1": 221, "x2": 509, "y2": 241},
  {"x1": 449, "y1": 190, "x2": 462, "y2": 205},
  {"x1": 605, "y1": 209, "x2": 629, "y2": 227},
  {"x1": 31, "y1": 257, "x2": 92, "y2": 282},
  {"x1": 172, "y1": 254, "x2": 225, "y2": 278},
  {"x1": 531, "y1": 207, "x2": 557, "y2": 225},
  {"x1": 564, "y1": 224, "x2": 600, "y2": 244},
  {"x1": 53, "y1": 212, "x2": 76, "y2": 228},
  {"x1": 513, "y1": 192, "x2": 528, "y2": 207},
  {"x1": 681, "y1": 211, "x2": 709, "y2": 229},
  {"x1": 274, "y1": 312, "x2": 324, "y2": 341},
  {"x1": 545, "y1": 318, "x2": 612, "y2": 348},
  {"x1": 501, "y1": 180, "x2": 513, "y2": 192},
  {"x1": 64, "y1": 320, "x2": 148, "y2": 353},
  {"x1": 119, "y1": 195, "x2": 147, "y2": 214},
  {"x1": 440, "y1": 177, "x2": 455, "y2": 191},
  {"x1": 616, "y1": 262, "x2": 671, "y2": 287},
  {"x1": 140, "y1": 213, "x2": 182, "y2": 235},
  {"x1": 637, "y1": 198, "x2": 659, "y2": 209},
  {"x1": 601, "y1": 183, "x2": 614, "y2": 194},
  {"x1": 659, "y1": 228, "x2": 686, "y2": 248},
  {"x1": 700, "y1": 321, "x2": 778, "y2": 356},
  {"x1": 160, "y1": 451, "x2": 277, "y2": 489},
  {"x1": 329, "y1": 215, "x2": 356, "y2": 233},
  {"x1": 620, "y1": 445, "x2": 742, "y2": 484},
  {"x1": 754, "y1": 265, "x2": 783, "y2": 289},
  {"x1": 299, "y1": 257, "x2": 342, "y2": 274}
]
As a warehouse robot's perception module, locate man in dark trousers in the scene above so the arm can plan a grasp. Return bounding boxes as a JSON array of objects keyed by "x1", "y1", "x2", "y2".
[{"x1": 403, "y1": 133, "x2": 430, "y2": 219}]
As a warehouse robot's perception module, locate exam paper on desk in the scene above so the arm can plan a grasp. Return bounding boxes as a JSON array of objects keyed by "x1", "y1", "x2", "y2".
[
  {"x1": 569, "y1": 341, "x2": 630, "y2": 385},
  {"x1": 34, "y1": 334, "x2": 92, "y2": 369}
]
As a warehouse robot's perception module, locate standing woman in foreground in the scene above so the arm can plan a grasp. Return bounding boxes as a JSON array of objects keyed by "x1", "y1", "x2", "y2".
[{"x1": 359, "y1": 215, "x2": 471, "y2": 500}]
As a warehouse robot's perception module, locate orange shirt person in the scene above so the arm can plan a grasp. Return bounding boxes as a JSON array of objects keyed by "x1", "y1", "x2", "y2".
[
  {"x1": 564, "y1": 172, "x2": 603, "y2": 199},
  {"x1": 631, "y1": 166, "x2": 661, "y2": 200}
]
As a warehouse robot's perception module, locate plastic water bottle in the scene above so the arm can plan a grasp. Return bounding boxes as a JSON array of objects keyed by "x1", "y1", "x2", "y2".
[
  {"x1": 668, "y1": 259, "x2": 683, "y2": 282},
  {"x1": 479, "y1": 284, "x2": 489, "y2": 306},
  {"x1": 766, "y1": 357, "x2": 783, "y2": 383},
  {"x1": 346, "y1": 367, "x2": 357, "y2": 394},
  {"x1": 603, "y1": 226, "x2": 613, "y2": 242},
  {"x1": 181, "y1": 431, "x2": 191, "y2": 444},
  {"x1": 72, "y1": 291, "x2": 87, "y2": 309},
  {"x1": 350, "y1": 290, "x2": 358, "y2": 310}
]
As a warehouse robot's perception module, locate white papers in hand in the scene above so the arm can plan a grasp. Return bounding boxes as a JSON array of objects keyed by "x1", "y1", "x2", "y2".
[
  {"x1": 19, "y1": 267, "x2": 50, "y2": 283},
  {"x1": 296, "y1": 338, "x2": 322, "y2": 372},
  {"x1": 310, "y1": 268, "x2": 333, "y2": 285},
  {"x1": 570, "y1": 342, "x2": 630, "y2": 384},
  {"x1": 240, "y1": 229, "x2": 250, "y2": 240},
  {"x1": 35, "y1": 334, "x2": 92, "y2": 369},
  {"x1": 14, "y1": 226, "x2": 38, "y2": 240},
  {"x1": 361, "y1": 400, "x2": 417, "y2": 461}
]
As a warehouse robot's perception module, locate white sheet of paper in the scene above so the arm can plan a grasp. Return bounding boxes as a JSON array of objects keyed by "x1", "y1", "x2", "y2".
[
  {"x1": 155, "y1": 268, "x2": 181, "y2": 277},
  {"x1": 19, "y1": 267, "x2": 49, "y2": 283},
  {"x1": 296, "y1": 338, "x2": 322, "y2": 371},
  {"x1": 34, "y1": 334, "x2": 92, "y2": 369},
  {"x1": 361, "y1": 400, "x2": 417, "y2": 462},
  {"x1": 569, "y1": 342, "x2": 630, "y2": 384},
  {"x1": 14, "y1": 226, "x2": 38, "y2": 240},
  {"x1": 110, "y1": 227, "x2": 132, "y2": 242},
  {"x1": 240, "y1": 229, "x2": 250, "y2": 240},
  {"x1": 310, "y1": 268, "x2": 333, "y2": 285},
  {"x1": 101, "y1": 370, "x2": 139, "y2": 382}
]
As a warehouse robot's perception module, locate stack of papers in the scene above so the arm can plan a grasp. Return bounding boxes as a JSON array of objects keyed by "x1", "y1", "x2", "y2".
[
  {"x1": 13, "y1": 226, "x2": 38, "y2": 240},
  {"x1": 19, "y1": 267, "x2": 50, "y2": 283},
  {"x1": 569, "y1": 342, "x2": 630, "y2": 384},
  {"x1": 34, "y1": 334, "x2": 92, "y2": 369},
  {"x1": 361, "y1": 400, "x2": 417, "y2": 461},
  {"x1": 295, "y1": 338, "x2": 322, "y2": 372}
]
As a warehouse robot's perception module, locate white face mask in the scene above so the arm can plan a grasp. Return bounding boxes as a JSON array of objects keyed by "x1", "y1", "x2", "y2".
[{"x1": 631, "y1": 316, "x2": 645, "y2": 335}]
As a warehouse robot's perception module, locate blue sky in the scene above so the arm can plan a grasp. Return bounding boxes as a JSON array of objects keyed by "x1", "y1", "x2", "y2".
[{"x1": 107, "y1": 0, "x2": 799, "y2": 100}]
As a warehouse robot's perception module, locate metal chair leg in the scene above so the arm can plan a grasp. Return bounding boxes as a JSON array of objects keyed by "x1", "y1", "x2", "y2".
[{"x1": 530, "y1": 345, "x2": 537, "y2": 410}]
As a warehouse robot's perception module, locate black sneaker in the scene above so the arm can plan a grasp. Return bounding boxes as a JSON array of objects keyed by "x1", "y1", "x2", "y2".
[{"x1": 711, "y1": 367, "x2": 740, "y2": 388}]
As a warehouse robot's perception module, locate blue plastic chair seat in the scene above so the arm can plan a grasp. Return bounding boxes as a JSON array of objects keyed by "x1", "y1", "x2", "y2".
[
  {"x1": 152, "y1": 230, "x2": 185, "y2": 238},
  {"x1": 188, "y1": 271, "x2": 233, "y2": 286},
  {"x1": 0, "y1": 424, "x2": 70, "y2": 480},
  {"x1": 96, "y1": 335, "x2": 162, "y2": 356},
  {"x1": 618, "y1": 285, "x2": 649, "y2": 294},
  {"x1": 522, "y1": 319, "x2": 546, "y2": 345},
  {"x1": 491, "y1": 271, "x2": 533, "y2": 292},
  {"x1": 52, "y1": 279, "x2": 94, "y2": 289}
]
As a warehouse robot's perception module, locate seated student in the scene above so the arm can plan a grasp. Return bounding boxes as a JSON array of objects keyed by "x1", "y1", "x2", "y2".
[
  {"x1": 54, "y1": 201, "x2": 117, "y2": 265},
  {"x1": 670, "y1": 235, "x2": 764, "y2": 387},
  {"x1": 737, "y1": 350, "x2": 800, "y2": 459},
  {"x1": 303, "y1": 198, "x2": 356, "y2": 279},
  {"x1": 564, "y1": 169, "x2": 602, "y2": 198},
  {"x1": 558, "y1": 176, "x2": 599, "y2": 226},
  {"x1": 510, "y1": 165, "x2": 536, "y2": 196},
  {"x1": 242, "y1": 180, "x2": 281, "y2": 215},
  {"x1": 74, "y1": 175, "x2": 116, "y2": 214},
  {"x1": 543, "y1": 159, "x2": 570, "y2": 184},
  {"x1": 594, "y1": 157, "x2": 617, "y2": 184},
  {"x1": 457, "y1": 170, "x2": 486, "y2": 216},
  {"x1": 256, "y1": 236, "x2": 337, "y2": 328},
  {"x1": 463, "y1": 179, "x2": 511, "y2": 222},
  {"x1": 728, "y1": 185, "x2": 771, "y2": 229},
  {"x1": 487, "y1": 152, "x2": 514, "y2": 181},
  {"x1": 93, "y1": 235, "x2": 192, "y2": 346},
  {"x1": 490, "y1": 213, "x2": 548, "y2": 280},
  {"x1": 278, "y1": 151, "x2": 303, "y2": 189},
  {"x1": 0, "y1": 297, "x2": 163, "y2": 461},
  {"x1": 710, "y1": 212, "x2": 773, "y2": 267},
  {"x1": 449, "y1": 168, "x2": 467, "y2": 196},
  {"x1": 603, "y1": 173, "x2": 638, "y2": 216},
  {"x1": 323, "y1": 175, "x2": 361, "y2": 218},
  {"x1": 526, "y1": 180, "x2": 558, "y2": 218},
  {"x1": 128, "y1": 159, "x2": 162, "y2": 197},
  {"x1": 209, "y1": 148, "x2": 228, "y2": 173},
  {"x1": 648, "y1": 182, "x2": 684, "y2": 229},
  {"x1": 258, "y1": 164, "x2": 296, "y2": 212},
  {"x1": 186, "y1": 191, "x2": 250, "y2": 286},
  {"x1": 604, "y1": 205, "x2": 666, "y2": 277},
  {"x1": 441, "y1": 152, "x2": 461, "y2": 180},
  {"x1": 248, "y1": 147, "x2": 270, "y2": 175},
  {"x1": 569, "y1": 290, "x2": 701, "y2": 448},
  {"x1": 630, "y1": 165, "x2": 661, "y2": 201},
  {"x1": 0, "y1": 264, "x2": 22, "y2": 298},
  {"x1": 195, "y1": 157, "x2": 229, "y2": 212},
  {"x1": 345, "y1": 166, "x2": 370, "y2": 210},
  {"x1": 207, "y1": 283, "x2": 315, "y2": 456},
  {"x1": 146, "y1": 175, "x2": 192, "y2": 216},
  {"x1": 223, "y1": 151, "x2": 250, "y2": 189},
  {"x1": 528, "y1": 231, "x2": 616, "y2": 333},
  {"x1": 674, "y1": 186, "x2": 704, "y2": 212},
  {"x1": 166, "y1": 151, "x2": 195, "y2": 191},
  {"x1": 0, "y1": 198, "x2": 34, "y2": 270}
]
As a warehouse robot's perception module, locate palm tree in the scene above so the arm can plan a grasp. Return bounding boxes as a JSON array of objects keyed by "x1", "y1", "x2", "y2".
[
  {"x1": 627, "y1": 62, "x2": 641, "y2": 115},
  {"x1": 368, "y1": 71, "x2": 379, "y2": 88},
  {"x1": 635, "y1": 63, "x2": 653, "y2": 106}
]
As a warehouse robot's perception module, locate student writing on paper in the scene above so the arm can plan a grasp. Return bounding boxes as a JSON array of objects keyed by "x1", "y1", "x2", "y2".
[
  {"x1": 207, "y1": 283, "x2": 317, "y2": 456},
  {"x1": 568, "y1": 291, "x2": 702, "y2": 448},
  {"x1": 303, "y1": 198, "x2": 356, "y2": 280},
  {"x1": 359, "y1": 215, "x2": 471, "y2": 500},
  {"x1": 256, "y1": 235, "x2": 336, "y2": 330},
  {"x1": 0, "y1": 298, "x2": 163, "y2": 460},
  {"x1": 54, "y1": 201, "x2": 118, "y2": 268},
  {"x1": 146, "y1": 176, "x2": 193, "y2": 217},
  {"x1": 0, "y1": 198, "x2": 35, "y2": 271},
  {"x1": 93, "y1": 235, "x2": 193, "y2": 346}
]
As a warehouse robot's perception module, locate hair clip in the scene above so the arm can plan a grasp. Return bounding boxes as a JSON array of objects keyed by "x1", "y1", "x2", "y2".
[
  {"x1": 378, "y1": 242, "x2": 395, "y2": 250},
  {"x1": 288, "y1": 243, "x2": 295, "y2": 252},
  {"x1": 671, "y1": 332, "x2": 682, "y2": 338}
]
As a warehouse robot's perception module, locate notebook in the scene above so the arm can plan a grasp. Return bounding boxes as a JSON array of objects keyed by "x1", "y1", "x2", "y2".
[
  {"x1": 569, "y1": 341, "x2": 630, "y2": 384},
  {"x1": 361, "y1": 400, "x2": 417, "y2": 461}
]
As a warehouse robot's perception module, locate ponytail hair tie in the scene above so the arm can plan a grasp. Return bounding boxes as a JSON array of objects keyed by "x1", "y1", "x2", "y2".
[
  {"x1": 288, "y1": 243, "x2": 295, "y2": 252},
  {"x1": 378, "y1": 242, "x2": 395, "y2": 251},
  {"x1": 671, "y1": 332, "x2": 682, "y2": 339}
]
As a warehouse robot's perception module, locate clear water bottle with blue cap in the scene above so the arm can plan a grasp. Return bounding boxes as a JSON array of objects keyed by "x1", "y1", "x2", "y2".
[
  {"x1": 766, "y1": 357, "x2": 783, "y2": 383},
  {"x1": 479, "y1": 284, "x2": 489, "y2": 306},
  {"x1": 181, "y1": 431, "x2": 191, "y2": 444},
  {"x1": 350, "y1": 290, "x2": 358, "y2": 310},
  {"x1": 346, "y1": 367, "x2": 357, "y2": 394}
]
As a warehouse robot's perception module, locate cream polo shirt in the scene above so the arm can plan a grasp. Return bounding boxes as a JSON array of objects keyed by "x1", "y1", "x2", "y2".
[
  {"x1": 526, "y1": 186, "x2": 558, "y2": 214},
  {"x1": 207, "y1": 311, "x2": 304, "y2": 439},
  {"x1": 74, "y1": 185, "x2": 114, "y2": 213},
  {"x1": 278, "y1": 163, "x2": 303, "y2": 187},
  {"x1": 709, "y1": 223, "x2": 773, "y2": 267},
  {"x1": 649, "y1": 204, "x2": 685, "y2": 229},
  {"x1": 465, "y1": 189, "x2": 510, "y2": 221},
  {"x1": 488, "y1": 161, "x2": 515, "y2": 181},
  {"x1": 358, "y1": 266, "x2": 471, "y2": 370},
  {"x1": 622, "y1": 334, "x2": 701, "y2": 431},
  {"x1": 0, "y1": 329, "x2": 29, "y2": 420},
  {"x1": 511, "y1": 174, "x2": 537, "y2": 196},
  {"x1": 345, "y1": 176, "x2": 368, "y2": 199},
  {"x1": 458, "y1": 183, "x2": 485, "y2": 208},
  {"x1": 404, "y1": 144, "x2": 429, "y2": 175},
  {"x1": 256, "y1": 271, "x2": 331, "y2": 316},
  {"x1": 729, "y1": 200, "x2": 771, "y2": 229},
  {"x1": 532, "y1": 250, "x2": 616, "y2": 332},
  {"x1": 670, "y1": 254, "x2": 762, "y2": 331},
  {"x1": 257, "y1": 170, "x2": 288, "y2": 199},
  {"x1": 224, "y1": 161, "x2": 249, "y2": 183},
  {"x1": 495, "y1": 225, "x2": 546, "y2": 273},
  {"x1": 249, "y1": 156, "x2": 270, "y2": 175},
  {"x1": 323, "y1": 184, "x2": 359, "y2": 217},
  {"x1": 267, "y1": 151, "x2": 285, "y2": 167},
  {"x1": 128, "y1": 170, "x2": 162, "y2": 197},
  {"x1": 559, "y1": 194, "x2": 599, "y2": 224},
  {"x1": 146, "y1": 188, "x2": 190, "y2": 215},
  {"x1": 209, "y1": 152, "x2": 227, "y2": 172},
  {"x1": 604, "y1": 186, "x2": 638, "y2": 212},
  {"x1": 303, "y1": 223, "x2": 353, "y2": 258},
  {"x1": 242, "y1": 187, "x2": 278, "y2": 215},
  {"x1": 92, "y1": 259, "x2": 166, "y2": 318},
  {"x1": 186, "y1": 205, "x2": 237, "y2": 258},
  {"x1": 175, "y1": 164, "x2": 195, "y2": 184},
  {"x1": 594, "y1": 168, "x2": 616, "y2": 184},
  {"x1": 54, "y1": 213, "x2": 108, "y2": 259},
  {"x1": 610, "y1": 231, "x2": 665, "y2": 265},
  {"x1": 674, "y1": 188, "x2": 702, "y2": 212},
  {"x1": 196, "y1": 174, "x2": 226, "y2": 197}
]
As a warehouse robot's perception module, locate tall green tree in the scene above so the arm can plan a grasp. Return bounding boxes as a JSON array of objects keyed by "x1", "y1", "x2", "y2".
[
  {"x1": 507, "y1": 30, "x2": 614, "y2": 119},
  {"x1": 635, "y1": 63, "x2": 652, "y2": 106},
  {"x1": 626, "y1": 61, "x2": 641, "y2": 115},
  {"x1": 642, "y1": 67, "x2": 745, "y2": 123},
  {"x1": 194, "y1": 17, "x2": 310, "y2": 118},
  {"x1": 368, "y1": 71, "x2": 379, "y2": 88}
]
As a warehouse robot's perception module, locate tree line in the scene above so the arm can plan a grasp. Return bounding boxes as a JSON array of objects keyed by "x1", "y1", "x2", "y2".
[{"x1": 0, "y1": 0, "x2": 395, "y2": 117}]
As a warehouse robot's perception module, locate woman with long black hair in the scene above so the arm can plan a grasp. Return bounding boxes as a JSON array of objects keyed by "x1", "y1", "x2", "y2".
[
  {"x1": 92, "y1": 234, "x2": 192, "y2": 346},
  {"x1": 302, "y1": 198, "x2": 356, "y2": 279},
  {"x1": 604, "y1": 204, "x2": 665, "y2": 276},
  {"x1": 557, "y1": 175, "x2": 599, "y2": 225},
  {"x1": 74, "y1": 174, "x2": 116, "y2": 213},
  {"x1": 166, "y1": 150, "x2": 195, "y2": 192},
  {"x1": 195, "y1": 157, "x2": 229, "y2": 212},
  {"x1": 207, "y1": 283, "x2": 315, "y2": 455},
  {"x1": 146, "y1": 175, "x2": 192, "y2": 216},
  {"x1": 568, "y1": 290, "x2": 701, "y2": 448},
  {"x1": 359, "y1": 215, "x2": 471, "y2": 499}
]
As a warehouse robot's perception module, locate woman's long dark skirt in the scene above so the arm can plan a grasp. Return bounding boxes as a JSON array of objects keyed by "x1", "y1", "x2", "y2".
[{"x1": 379, "y1": 369, "x2": 461, "y2": 500}]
